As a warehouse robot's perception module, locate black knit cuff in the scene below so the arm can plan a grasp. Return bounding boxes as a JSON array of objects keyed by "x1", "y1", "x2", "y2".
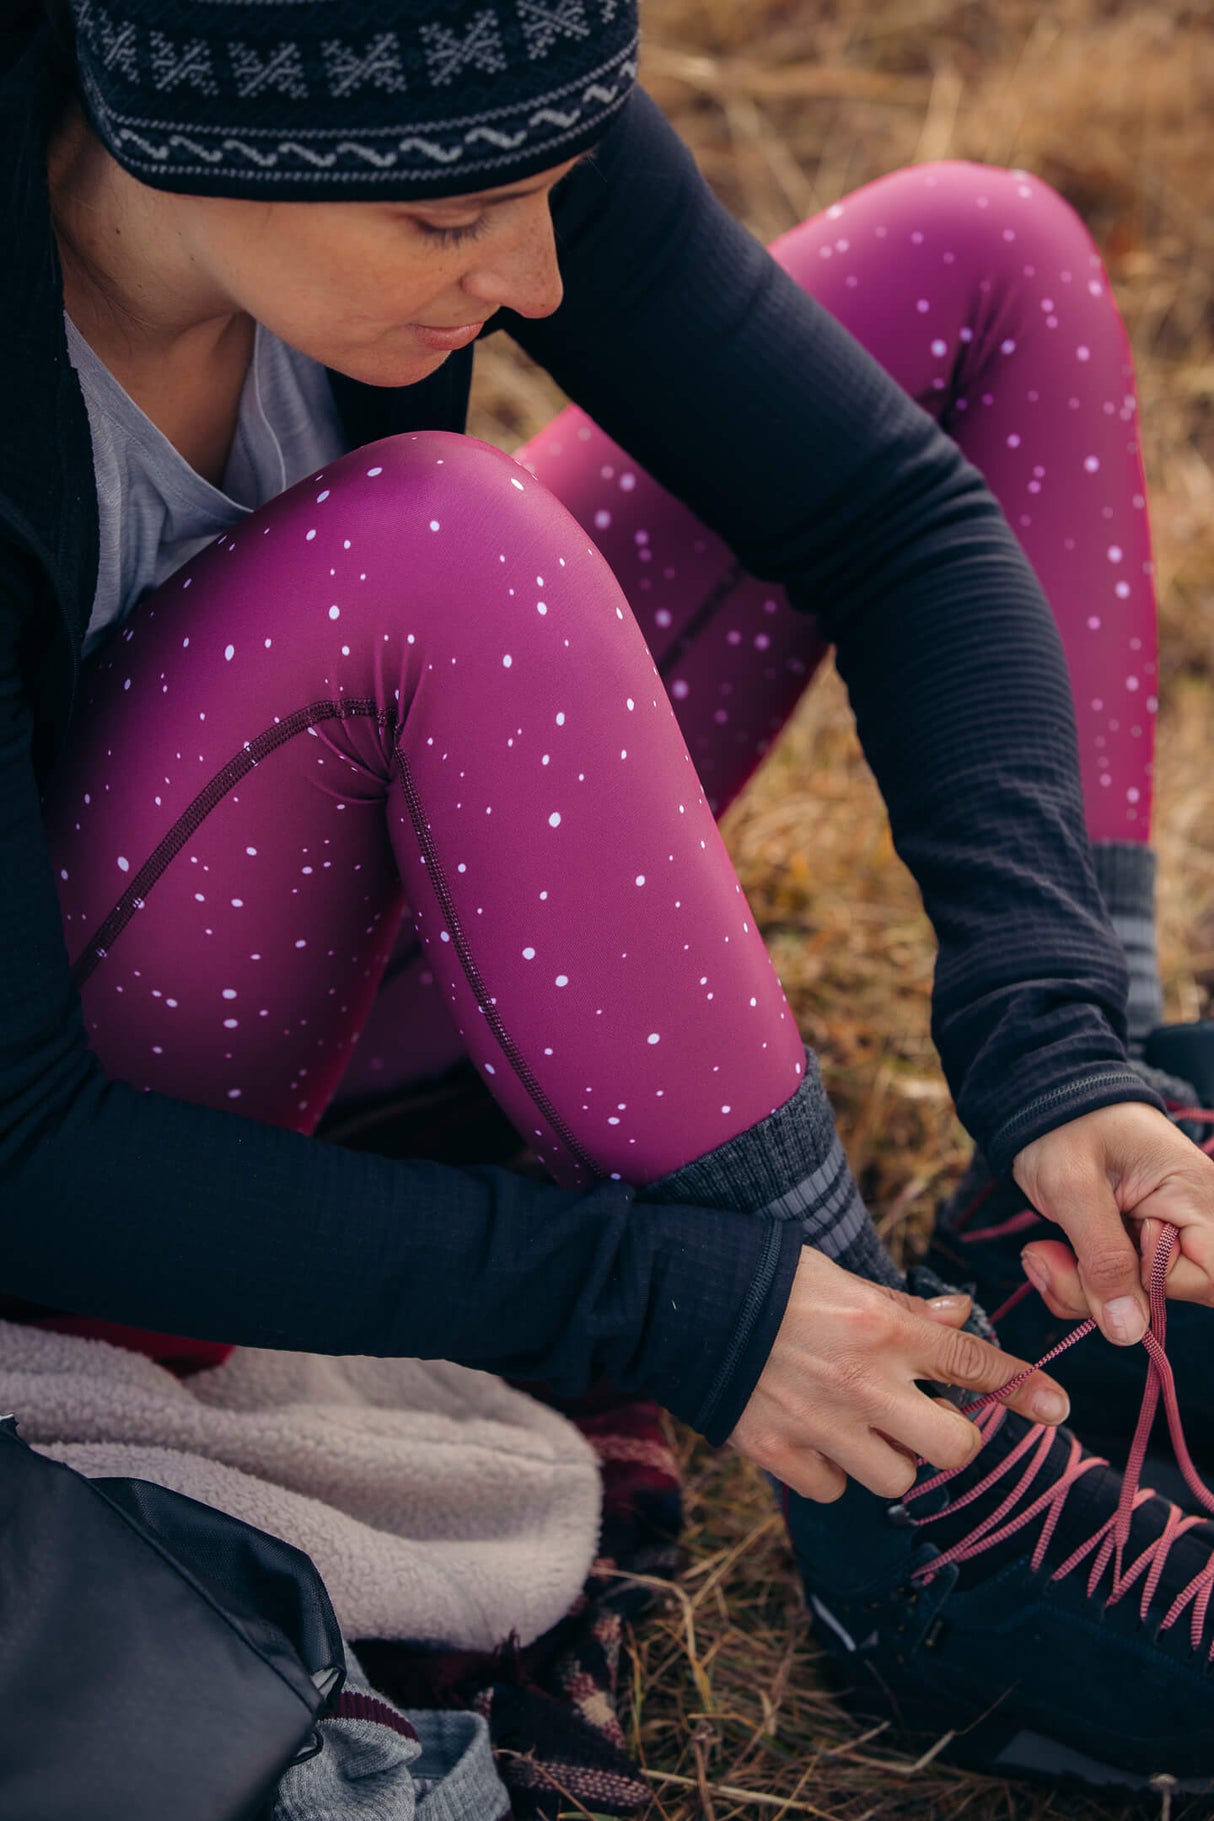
[
  {"x1": 628, "y1": 1204, "x2": 803, "y2": 1446},
  {"x1": 984, "y1": 1068, "x2": 1166, "y2": 1178}
]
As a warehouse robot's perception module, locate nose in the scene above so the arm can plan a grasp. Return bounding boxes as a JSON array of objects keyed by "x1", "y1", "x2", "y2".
[{"x1": 461, "y1": 197, "x2": 564, "y2": 320}]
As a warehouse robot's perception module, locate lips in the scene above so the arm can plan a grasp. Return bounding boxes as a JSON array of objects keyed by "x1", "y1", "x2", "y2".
[{"x1": 410, "y1": 321, "x2": 486, "y2": 351}]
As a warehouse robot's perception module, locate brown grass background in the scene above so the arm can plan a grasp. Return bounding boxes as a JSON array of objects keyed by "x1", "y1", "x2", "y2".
[{"x1": 467, "y1": 3, "x2": 1214, "y2": 1814}]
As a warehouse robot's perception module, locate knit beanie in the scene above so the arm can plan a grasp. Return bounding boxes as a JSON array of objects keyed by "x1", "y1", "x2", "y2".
[{"x1": 65, "y1": 0, "x2": 639, "y2": 199}]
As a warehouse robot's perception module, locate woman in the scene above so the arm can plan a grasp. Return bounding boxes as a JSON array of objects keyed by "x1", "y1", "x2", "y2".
[{"x1": 5, "y1": 0, "x2": 1214, "y2": 1791}]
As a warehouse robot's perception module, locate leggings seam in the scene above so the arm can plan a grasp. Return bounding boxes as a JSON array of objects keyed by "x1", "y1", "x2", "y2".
[
  {"x1": 71, "y1": 699, "x2": 392, "y2": 988},
  {"x1": 654, "y1": 560, "x2": 747, "y2": 680},
  {"x1": 391, "y1": 744, "x2": 601, "y2": 1179}
]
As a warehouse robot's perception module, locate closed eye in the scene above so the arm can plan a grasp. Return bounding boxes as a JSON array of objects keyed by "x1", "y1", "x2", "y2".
[
  {"x1": 405, "y1": 150, "x2": 594, "y2": 246},
  {"x1": 412, "y1": 214, "x2": 490, "y2": 248}
]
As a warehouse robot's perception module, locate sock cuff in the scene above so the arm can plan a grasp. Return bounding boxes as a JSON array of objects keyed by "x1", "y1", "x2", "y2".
[
  {"x1": 1090, "y1": 840, "x2": 1157, "y2": 922},
  {"x1": 644, "y1": 1050, "x2": 837, "y2": 1213}
]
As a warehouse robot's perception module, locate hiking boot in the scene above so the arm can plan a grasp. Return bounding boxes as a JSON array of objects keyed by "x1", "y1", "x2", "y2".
[
  {"x1": 785, "y1": 1228, "x2": 1214, "y2": 1792},
  {"x1": 927, "y1": 1020, "x2": 1214, "y2": 1480}
]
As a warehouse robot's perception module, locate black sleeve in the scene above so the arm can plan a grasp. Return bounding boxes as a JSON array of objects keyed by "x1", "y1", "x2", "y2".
[
  {"x1": 508, "y1": 89, "x2": 1163, "y2": 1175},
  {"x1": 0, "y1": 596, "x2": 799, "y2": 1445}
]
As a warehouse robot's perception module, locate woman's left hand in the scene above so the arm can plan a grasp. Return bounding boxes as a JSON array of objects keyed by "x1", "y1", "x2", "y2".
[{"x1": 1013, "y1": 1102, "x2": 1214, "y2": 1345}]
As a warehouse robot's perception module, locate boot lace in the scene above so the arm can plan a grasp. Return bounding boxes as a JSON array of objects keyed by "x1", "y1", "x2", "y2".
[
  {"x1": 907, "y1": 1105, "x2": 1214, "y2": 1658},
  {"x1": 955, "y1": 1103, "x2": 1214, "y2": 1326}
]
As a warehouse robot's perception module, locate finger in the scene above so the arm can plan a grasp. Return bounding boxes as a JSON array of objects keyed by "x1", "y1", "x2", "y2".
[
  {"x1": 1141, "y1": 1250, "x2": 1214, "y2": 1307},
  {"x1": 1126, "y1": 1177, "x2": 1214, "y2": 1284},
  {"x1": 872, "y1": 1282, "x2": 972, "y2": 1326},
  {"x1": 1132, "y1": 1216, "x2": 1213, "y2": 1296},
  {"x1": 1021, "y1": 1240, "x2": 1091, "y2": 1321},
  {"x1": 1040, "y1": 1173, "x2": 1148, "y2": 1345},
  {"x1": 772, "y1": 1446, "x2": 849, "y2": 1504},
  {"x1": 920, "y1": 1292, "x2": 974, "y2": 1327},
  {"x1": 918, "y1": 1321, "x2": 1071, "y2": 1425},
  {"x1": 869, "y1": 1391, "x2": 983, "y2": 1476},
  {"x1": 827, "y1": 1430, "x2": 922, "y2": 1501}
]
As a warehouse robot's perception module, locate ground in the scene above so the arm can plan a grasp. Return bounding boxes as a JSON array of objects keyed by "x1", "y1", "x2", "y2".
[{"x1": 467, "y1": 4, "x2": 1214, "y2": 1814}]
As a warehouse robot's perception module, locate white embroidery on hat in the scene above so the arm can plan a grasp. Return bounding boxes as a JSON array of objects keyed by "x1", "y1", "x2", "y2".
[
  {"x1": 421, "y1": 11, "x2": 507, "y2": 87},
  {"x1": 322, "y1": 33, "x2": 409, "y2": 98},
  {"x1": 519, "y1": 0, "x2": 589, "y2": 61},
  {"x1": 150, "y1": 30, "x2": 218, "y2": 96},
  {"x1": 230, "y1": 40, "x2": 308, "y2": 100},
  {"x1": 85, "y1": 6, "x2": 138, "y2": 81},
  {"x1": 95, "y1": 42, "x2": 637, "y2": 181}
]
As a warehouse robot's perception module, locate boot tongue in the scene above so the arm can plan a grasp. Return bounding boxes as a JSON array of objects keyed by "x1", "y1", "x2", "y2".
[
  {"x1": 906, "y1": 1256, "x2": 1214, "y2": 1650},
  {"x1": 907, "y1": 1404, "x2": 1098, "y2": 1588},
  {"x1": 908, "y1": 1357, "x2": 1214, "y2": 1647}
]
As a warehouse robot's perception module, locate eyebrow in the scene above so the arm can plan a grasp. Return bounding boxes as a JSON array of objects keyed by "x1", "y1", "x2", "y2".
[{"x1": 412, "y1": 147, "x2": 596, "y2": 211}]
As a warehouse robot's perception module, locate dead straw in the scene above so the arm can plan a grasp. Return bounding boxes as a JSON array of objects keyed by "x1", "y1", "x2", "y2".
[{"x1": 468, "y1": 2, "x2": 1214, "y2": 1814}]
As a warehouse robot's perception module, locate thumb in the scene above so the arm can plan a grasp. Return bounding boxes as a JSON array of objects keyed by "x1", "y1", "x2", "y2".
[
  {"x1": 871, "y1": 1283, "x2": 973, "y2": 1328},
  {"x1": 1049, "y1": 1172, "x2": 1148, "y2": 1345}
]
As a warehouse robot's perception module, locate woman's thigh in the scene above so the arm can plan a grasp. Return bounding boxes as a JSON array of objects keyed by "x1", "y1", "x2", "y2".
[
  {"x1": 46, "y1": 431, "x2": 804, "y2": 1186},
  {"x1": 516, "y1": 160, "x2": 1157, "y2": 840}
]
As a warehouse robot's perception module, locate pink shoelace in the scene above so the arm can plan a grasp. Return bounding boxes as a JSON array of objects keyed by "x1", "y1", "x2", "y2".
[{"x1": 906, "y1": 1106, "x2": 1214, "y2": 1658}]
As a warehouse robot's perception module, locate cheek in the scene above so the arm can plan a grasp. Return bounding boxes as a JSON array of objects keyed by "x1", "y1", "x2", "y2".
[
  {"x1": 210, "y1": 215, "x2": 466, "y2": 378},
  {"x1": 260, "y1": 247, "x2": 453, "y2": 339}
]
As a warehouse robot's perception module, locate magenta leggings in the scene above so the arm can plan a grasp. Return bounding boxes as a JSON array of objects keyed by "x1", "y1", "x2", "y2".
[{"x1": 48, "y1": 162, "x2": 1156, "y2": 1200}]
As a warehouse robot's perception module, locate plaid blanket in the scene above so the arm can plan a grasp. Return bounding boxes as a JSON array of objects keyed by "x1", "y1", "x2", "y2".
[{"x1": 355, "y1": 1379, "x2": 683, "y2": 1819}]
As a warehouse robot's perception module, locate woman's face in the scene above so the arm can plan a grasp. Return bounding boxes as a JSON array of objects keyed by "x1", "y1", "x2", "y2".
[{"x1": 160, "y1": 154, "x2": 586, "y2": 386}]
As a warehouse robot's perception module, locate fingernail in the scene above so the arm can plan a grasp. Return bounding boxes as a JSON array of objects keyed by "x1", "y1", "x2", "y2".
[
  {"x1": 1020, "y1": 1250, "x2": 1050, "y2": 1297},
  {"x1": 929, "y1": 1293, "x2": 969, "y2": 1311},
  {"x1": 1031, "y1": 1385, "x2": 1070, "y2": 1424},
  {"x1": 1104, "y1": 1297, "x2": 1148, "y2": 1345}
]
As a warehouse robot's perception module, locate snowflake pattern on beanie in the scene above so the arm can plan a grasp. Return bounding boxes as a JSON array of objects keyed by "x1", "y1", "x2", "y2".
[{"x1": 67, "y1": 0, "x2": 638, "y2": 198}]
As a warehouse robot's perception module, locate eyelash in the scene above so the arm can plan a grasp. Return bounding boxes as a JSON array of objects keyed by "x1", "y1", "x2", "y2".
[
  {"x1": 414, "y1": 214, "x2": 490, "y2": 247},
  {"x1": 407, "y1": 158, "x2": 588, "y2": 245}
]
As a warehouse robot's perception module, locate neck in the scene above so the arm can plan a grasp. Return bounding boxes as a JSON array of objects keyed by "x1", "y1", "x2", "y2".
[{"x1": 46, "y1": 105, "x2": 246, "y2": 365}]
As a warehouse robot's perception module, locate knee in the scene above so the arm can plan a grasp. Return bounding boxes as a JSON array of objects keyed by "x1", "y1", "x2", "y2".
[
  {"x1": 316, "y1": 431, "x2": 586, "y2": 564},
  {"x1": 876, "y1": 160, "x2": 1103, "y2": 284},
  {"x1": 281, "y1": 430, "x2": 623, "y2": 661}
]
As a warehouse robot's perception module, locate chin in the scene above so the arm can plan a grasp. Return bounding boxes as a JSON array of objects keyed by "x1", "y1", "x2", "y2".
[{"x1": 324, "y1": 345, "x2": 450, "y2": 389}]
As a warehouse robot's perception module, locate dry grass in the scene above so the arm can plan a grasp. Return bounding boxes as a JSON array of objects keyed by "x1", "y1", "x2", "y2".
[{"x1": 466, "y1": 3, "x2": 1214, "y2": 1814}]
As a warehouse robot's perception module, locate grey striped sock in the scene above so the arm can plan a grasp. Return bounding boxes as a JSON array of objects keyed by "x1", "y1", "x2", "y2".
[
  {"x1": 644, "y1": 1050, "x2": 904, "y2": 1291},
  {"x1": 1091, "y1": 841, "x2": 1163, "y2": 1054}
]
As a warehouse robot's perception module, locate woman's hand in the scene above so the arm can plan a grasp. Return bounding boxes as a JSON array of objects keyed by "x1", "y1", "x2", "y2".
[
  {"x1": 728, "y1": 1248, "x2": 1071, "y2": 1503},
  {"x1": 1015, "y1": 1102, "x2": 1214, "y2": 1343}
]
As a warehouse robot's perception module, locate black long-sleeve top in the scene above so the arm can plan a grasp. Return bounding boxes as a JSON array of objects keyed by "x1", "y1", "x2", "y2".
[{"x1": 0, "y1": 16, "x2": 1161, "y2": 1446}]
